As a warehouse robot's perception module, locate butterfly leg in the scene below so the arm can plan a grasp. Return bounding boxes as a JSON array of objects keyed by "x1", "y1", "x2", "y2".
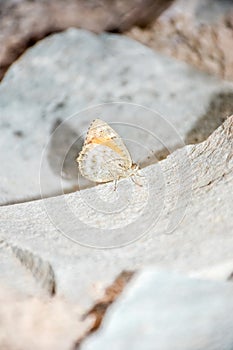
[
  {"x1": 135, "y1": 166, "x2": 145, "y2": 178},
  {"x1": 113, "y1": 178, "x2": 118, "y2": 191},
  {"x1": 130, "y1": 174, "x2": 143, "y2": 187},
  {"x1": 107, "y1": 168, "x2": 119, "y2": 192},
  {"x1": 136, "y1": 171, "x2": 145, "y2": 178}
]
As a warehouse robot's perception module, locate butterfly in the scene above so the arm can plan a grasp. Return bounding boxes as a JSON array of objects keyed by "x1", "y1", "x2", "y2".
[{"x1": 76, "y1": 119, "x2": 140, "y2": 185}]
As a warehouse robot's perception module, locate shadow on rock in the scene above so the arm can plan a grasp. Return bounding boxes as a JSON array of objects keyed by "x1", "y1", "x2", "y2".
[{"x1": 185, "y1": 91, "x2": 233, "y2": 145}]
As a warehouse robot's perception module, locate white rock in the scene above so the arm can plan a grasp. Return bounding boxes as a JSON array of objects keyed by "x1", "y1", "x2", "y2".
[
  {"x1": 0, "y1": 238, "x2": 55, "y2": 296},
  {"x1": 81, "y1": 268, "x2": 233, "y2": 350},
  {"x1": 0, "y1": 28, "x2": 233, "y2": 204},
  {"x1": 0, "y1": 116, "x2": 232, "y2": 307}
]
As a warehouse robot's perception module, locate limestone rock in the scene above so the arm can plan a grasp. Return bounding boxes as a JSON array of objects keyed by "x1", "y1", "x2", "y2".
[
  {"x1": 0, "y1": 116, "x2": 232, "y2": 307},
  {"x1": 81, "y1": 269, "x2": 233, "y2": 350},
  {"x1": 0, "y1": 238, "x2": 56, "y2": 296}
]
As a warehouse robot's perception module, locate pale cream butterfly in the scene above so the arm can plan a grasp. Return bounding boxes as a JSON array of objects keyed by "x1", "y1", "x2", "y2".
[{"x1": 76, "y1": 119, "x2": 140, "y2": 185}]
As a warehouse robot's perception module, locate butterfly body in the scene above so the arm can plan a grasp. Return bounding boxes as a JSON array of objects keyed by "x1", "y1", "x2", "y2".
[{"x1": 77, "y1": 119, "x2": 138, "y2": 183}]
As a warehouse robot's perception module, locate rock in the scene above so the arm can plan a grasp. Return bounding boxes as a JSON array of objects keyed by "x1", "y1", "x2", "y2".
[
  {"x1": 82, "y1": 270, "x2": 135, "y2": 334},
  {"x1": 0, "y1": 0, "x2": 173, "y2": 81},
  {"x1": 0, "y1": 285, "x2": 93, "y2": 350},
  {"x1": 0, "y1": 116, "x2": 232, "y2": 307},
  {"x1": 128, "y1": 0, "x2": 233, "y2": 81},
  {"x1": 0, "y1": 238, "x2": 56, "y2": 296},
  {"x1": 1, "y1": 28, "x2": 233, "y2": 205},
  {"x1": 190, "y1": 261, "x2": 233, "y2": 282},
  {"x1": 81, "y1": 268, "x2": 233, "y2": 350}
]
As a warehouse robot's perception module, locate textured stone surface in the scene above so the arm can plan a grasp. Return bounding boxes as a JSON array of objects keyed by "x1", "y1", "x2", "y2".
[
  {"x1": 128, "y1": 0, "x2": 233, "y2": 81},
  {"x1": 1, "y1": 28, "x2": 233, "y2": 205},
  {"x1": 0, "y1": 238, "x2": 56, "y2": 297},
  {"x1": 81, "y1": 269, "x2": 233, "y2": 350},
  {"x1": 0, "y1": 0, "x2": 173, "y2": 81},
  {"x1": 0, "y1": 116, "x2": 232, "y2": 309}
]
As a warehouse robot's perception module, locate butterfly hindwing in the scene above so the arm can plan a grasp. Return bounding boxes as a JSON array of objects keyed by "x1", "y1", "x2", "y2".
[{"x1": 77, "y1": 119, "x2": 133, "y2": 183}]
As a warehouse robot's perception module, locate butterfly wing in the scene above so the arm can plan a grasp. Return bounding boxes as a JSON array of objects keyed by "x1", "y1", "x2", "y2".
[{"x1": 77, "y1": 119, "x2": 132, "y2": 183}]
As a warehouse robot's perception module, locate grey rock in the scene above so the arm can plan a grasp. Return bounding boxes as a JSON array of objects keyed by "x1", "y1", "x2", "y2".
[
  {"x1": 0, "y1": 28, "x2": 233, "y2": 205},
  {"x1": 81, "y1": 268, "x2": 233, "y2": 350}
]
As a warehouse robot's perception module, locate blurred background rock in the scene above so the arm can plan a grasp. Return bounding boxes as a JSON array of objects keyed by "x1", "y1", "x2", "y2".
[
  {"x1": 1, "y1": 0, "x2": 233, "y2": 81},
  {"x1": 0, "y1": 0, "x2": 174, "y2": 81},
  {"x1": 128, "y1": 0, "x2": 233, "y2": 80}
]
